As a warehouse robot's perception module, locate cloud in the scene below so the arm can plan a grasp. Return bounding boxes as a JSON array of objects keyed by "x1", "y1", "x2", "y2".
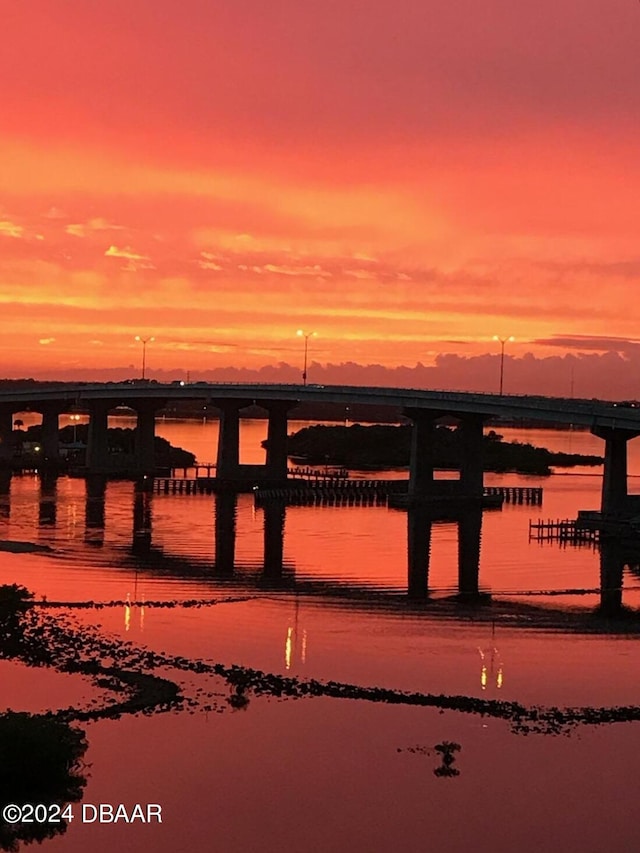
[
  {"x1": 120, "y1": 260, "x2": 156, "y2": 272},
  {"x1": 104, "y1": 245, "x2": 155, "y2": 270},
  {"x1": 104, "y1": 245, "x2": 149, "y2": 260},
  {"x1": 67, "y1": 218, "x2": 124, "y2": 237},
  {"x1": 42, "y1": 207, "x2": 68, "y2": 220},
  {"x1": 38, "y1": 337, "x2": 56, "y2": 345},
  {"x1": 345, "y1": 268, "x2": 377, "y2": 280},
  {"x1": 532, "y1": 335, "x2": 640, "y2": 353},
  {"x1": 262, "y1": 263, "x2": 332, "y2": 277},
  {"x1": 0, "y1": 220, "x2": 23, "y2": 238}
]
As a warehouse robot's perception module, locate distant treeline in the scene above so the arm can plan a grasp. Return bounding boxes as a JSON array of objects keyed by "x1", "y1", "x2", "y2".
[
  {"x1": 14, "y1": 424, "x2": 195, "y2": 468},
  {"x1": 285, "y1": 424, "x2": 603, "y2": 475}
]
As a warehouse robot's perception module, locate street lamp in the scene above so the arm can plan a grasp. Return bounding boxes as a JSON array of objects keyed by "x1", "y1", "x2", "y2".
[
  {"x1": 296, "y1": 329, "x2": 317, "y2": 386},
  {"x1": 134, "y1": 335, "x2": 155, "y2": 380},
  {"x1": 493, "y1": 336, "x2": 515, "y2": 396},
  {"x1": 69, "y1": 413, "x2": 81, "y2": 444}
]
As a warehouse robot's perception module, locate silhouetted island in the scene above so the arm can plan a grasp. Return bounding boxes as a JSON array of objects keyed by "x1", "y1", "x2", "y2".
[
  {"x1": 14, "y1": 424, "x2": 195, "y2": 470},
  {"x1": 284, "y1": 424, "x2": 603, "y2": 475}
]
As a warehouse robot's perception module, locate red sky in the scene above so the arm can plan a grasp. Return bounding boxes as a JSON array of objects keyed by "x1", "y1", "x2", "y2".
[{"x1": 2, "y1": 1, "x2": 640, "y2": 397}]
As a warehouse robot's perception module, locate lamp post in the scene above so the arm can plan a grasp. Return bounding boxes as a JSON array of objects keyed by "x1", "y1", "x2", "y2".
[
  {"x1": 493, "y1": 336, "x2": 514, "y2": 396},
  {"x1": 134, "y1": 335, "x2": 155, "y2": 380},
  {"x1": 69, "y1": 413, "x2": 81, "y2": 444},
  {"x1": 296, "y1": 329, "x2": 316, "y2": 386}
]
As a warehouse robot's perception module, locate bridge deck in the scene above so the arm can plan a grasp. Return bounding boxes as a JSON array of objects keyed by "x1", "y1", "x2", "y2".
[{"x1": 1, "y1": 381, "x2": 639, "y2": 431}]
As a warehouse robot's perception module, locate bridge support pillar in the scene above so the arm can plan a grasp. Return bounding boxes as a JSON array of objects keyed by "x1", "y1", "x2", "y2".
[
  {"x1": 87, "y1": 401, "x2": 111, "y2": 473},
  {"x1": 592, "y1": 427, "x2": 640, "y2": 516},
  {"x1": 214, "y1": 400, "x2": 250, "y2": 482},
  {"x1": 459, "y1": 415, "x2": 485, "y2": 500},
  {"x1": 0, "y1": 406, "x2": 14, "y2": 465},
  {"x1": 40, "y1": 404, "x2": 64, "y2": 464},
  {"x1": 406, "y1": 409, "x2": 443, "y2": 499},
  {"x1": 458, "y1": 509, "x2": 482, "y2": 597},
  {"x1": 264, "y1": 401, "x2": 294, "y2": 483},
  {"x1": 134, "y1": 401, "x2": 162, "y2": 475}
]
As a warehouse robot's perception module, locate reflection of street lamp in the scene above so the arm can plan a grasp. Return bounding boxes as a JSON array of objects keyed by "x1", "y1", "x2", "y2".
[
  {"x1": 134, "y1": 335, "x2": 155, "y2": 380},
  {"x1": 285, "y1": 597, "x2": 307, "y2": 671},
  {"x1": 492, "y1": 336, "x2": 514, "y2": 396},
  {"x1": 296, "y1": 329, "x2": 316, "y2": 386}
]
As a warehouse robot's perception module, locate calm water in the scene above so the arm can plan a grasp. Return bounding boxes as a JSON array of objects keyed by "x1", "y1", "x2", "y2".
[{"x1": 3, "y1": 420, "x2": 640, "y2": 853}]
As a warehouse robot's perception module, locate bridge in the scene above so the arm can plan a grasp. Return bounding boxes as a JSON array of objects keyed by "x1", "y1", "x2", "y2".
[{"x1": 1, "y1": 381, "x2": 639, "y2": 517}]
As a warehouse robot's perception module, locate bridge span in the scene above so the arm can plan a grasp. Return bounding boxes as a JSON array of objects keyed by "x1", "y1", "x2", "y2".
[{"x1": 0, "y1": 381, "x2": 639, "y2": 517}]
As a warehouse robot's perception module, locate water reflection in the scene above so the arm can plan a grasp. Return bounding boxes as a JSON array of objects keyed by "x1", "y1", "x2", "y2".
[
  {"x1": 214, "y1": 492, "x2": 237, "y2": 574},
  {"x1": 0, "y1": 471, "x2": 10, "y2": 524},
  {"x1": 263, "y1": 498, "x2": 286, "y2": 579},
  {"x1": 408, "y1": 506, "x2": 484, "y2": 600},
  {"x1": 458, "y1": 510, "x2": 482, "y2": 598},
  {"x1": 123, "y1": 593, "x2": 145, "y2": 632},
  {"x1": 6, "y1": 469, "x2": 640, "y2": 620},
  {"x1": 227, "y1": 684, "x2": 250, "y2": 711},
  {"x1": 479, "y1": 646, "x2": 504, "y2": 691},
  {"x1": 284, "y1": 597, "x2": 308, "y2": 671},
  {"x1": 84, "y1": 475, "x2": 106, "y2": 547},
  {"x1": 38, "y1": 473, "x2": 57, "y2": 527},
  {"x1": 132, "y1": 488, "x2": 153, "y2": 557},
  {"x1": 599, "y1": 538, "x2": 625, "y2": 615},
  {"x1": 433, "y1": 741, "x2": 462, "y2": 778}
]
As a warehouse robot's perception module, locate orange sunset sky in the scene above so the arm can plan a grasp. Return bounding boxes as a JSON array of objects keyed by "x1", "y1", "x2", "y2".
[{"x1": 2, "y1": 1, "x2": 640, "y2": 397}]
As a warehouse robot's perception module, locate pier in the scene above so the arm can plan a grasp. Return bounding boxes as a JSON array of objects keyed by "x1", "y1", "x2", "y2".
[
  {"x1": 152, "y1": 476, "x2": 543, "y2": 507},
  {"x1": 485, "y1": 486, "x2": 543, "y2": 505},
  {"x1": 150, "y1": 479, "x2": 542, "y2": 508},
  {"x1": 529, "y1": 518, "x2": 600, "y2": 544}
]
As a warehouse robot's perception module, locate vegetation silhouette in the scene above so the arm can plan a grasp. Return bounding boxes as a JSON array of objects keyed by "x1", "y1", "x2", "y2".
[
  {"x1": 14, "y1": 424, "x2": 195, "y2": 470},
  {"x1": 0, "y1": 712, "x2": 88, "y2": 852},
  {"x1": 6, "y1": 584, "x2": 640, "y2": 750},
  {"x1": 433, "y1": 741, "x2": 461, "y2": 778},
  {"x1": 286, "y1": 424, "x2": 603, "y2": 475}
]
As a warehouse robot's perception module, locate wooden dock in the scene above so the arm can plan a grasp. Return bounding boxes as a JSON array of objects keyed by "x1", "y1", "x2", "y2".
[
  {"x1": 154, "y1": 478, "x2": 215, "y2": 495},
  {"x1": 485, "y1": 486, "x2": 543, "y2": 505},
  {"x1": 529, "y1": 518, "x2": 600, "y2": 544},
  {"x1": 153, "y1": 476, "x2": 544, "y2": 508},
  {"x1": 255, "y1": 479, "x2": 406, "y2": 507}
]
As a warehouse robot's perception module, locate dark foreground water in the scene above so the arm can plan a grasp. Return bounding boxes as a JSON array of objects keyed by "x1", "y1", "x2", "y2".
[{"x1": 3, "y1": 420, "x2": 640, "y2": 853}]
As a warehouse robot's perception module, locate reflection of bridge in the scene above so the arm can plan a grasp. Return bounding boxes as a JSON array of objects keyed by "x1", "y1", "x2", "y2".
[
  {"x1": 1, "y1": 471, "x2": 635, "y2": 616},
  {"x1": 1, "y1": 381, "x2": 639, "y2": 514}
]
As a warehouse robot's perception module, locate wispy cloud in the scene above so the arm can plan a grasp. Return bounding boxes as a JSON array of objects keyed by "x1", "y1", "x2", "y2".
[
  {"x1": 0, "y1": 220, "x2": 23, "y2": 238},
  {"x1": 532, "y1": 335, "x2": 640, "y2": 353},
  {"x1": 105, "y1": 245, "x2": 149, "y2": 260},
  {"x1": 262, "y1": 263, "x2": 331, "y2": 277},
  {"x1": 67, "y1": 218, "x2": 124, "y2": 237}
]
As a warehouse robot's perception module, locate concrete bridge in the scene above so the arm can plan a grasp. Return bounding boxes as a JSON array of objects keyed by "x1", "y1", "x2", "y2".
[{"x1": 0, "y1": 381, "x2": 639, "y2": 516}]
